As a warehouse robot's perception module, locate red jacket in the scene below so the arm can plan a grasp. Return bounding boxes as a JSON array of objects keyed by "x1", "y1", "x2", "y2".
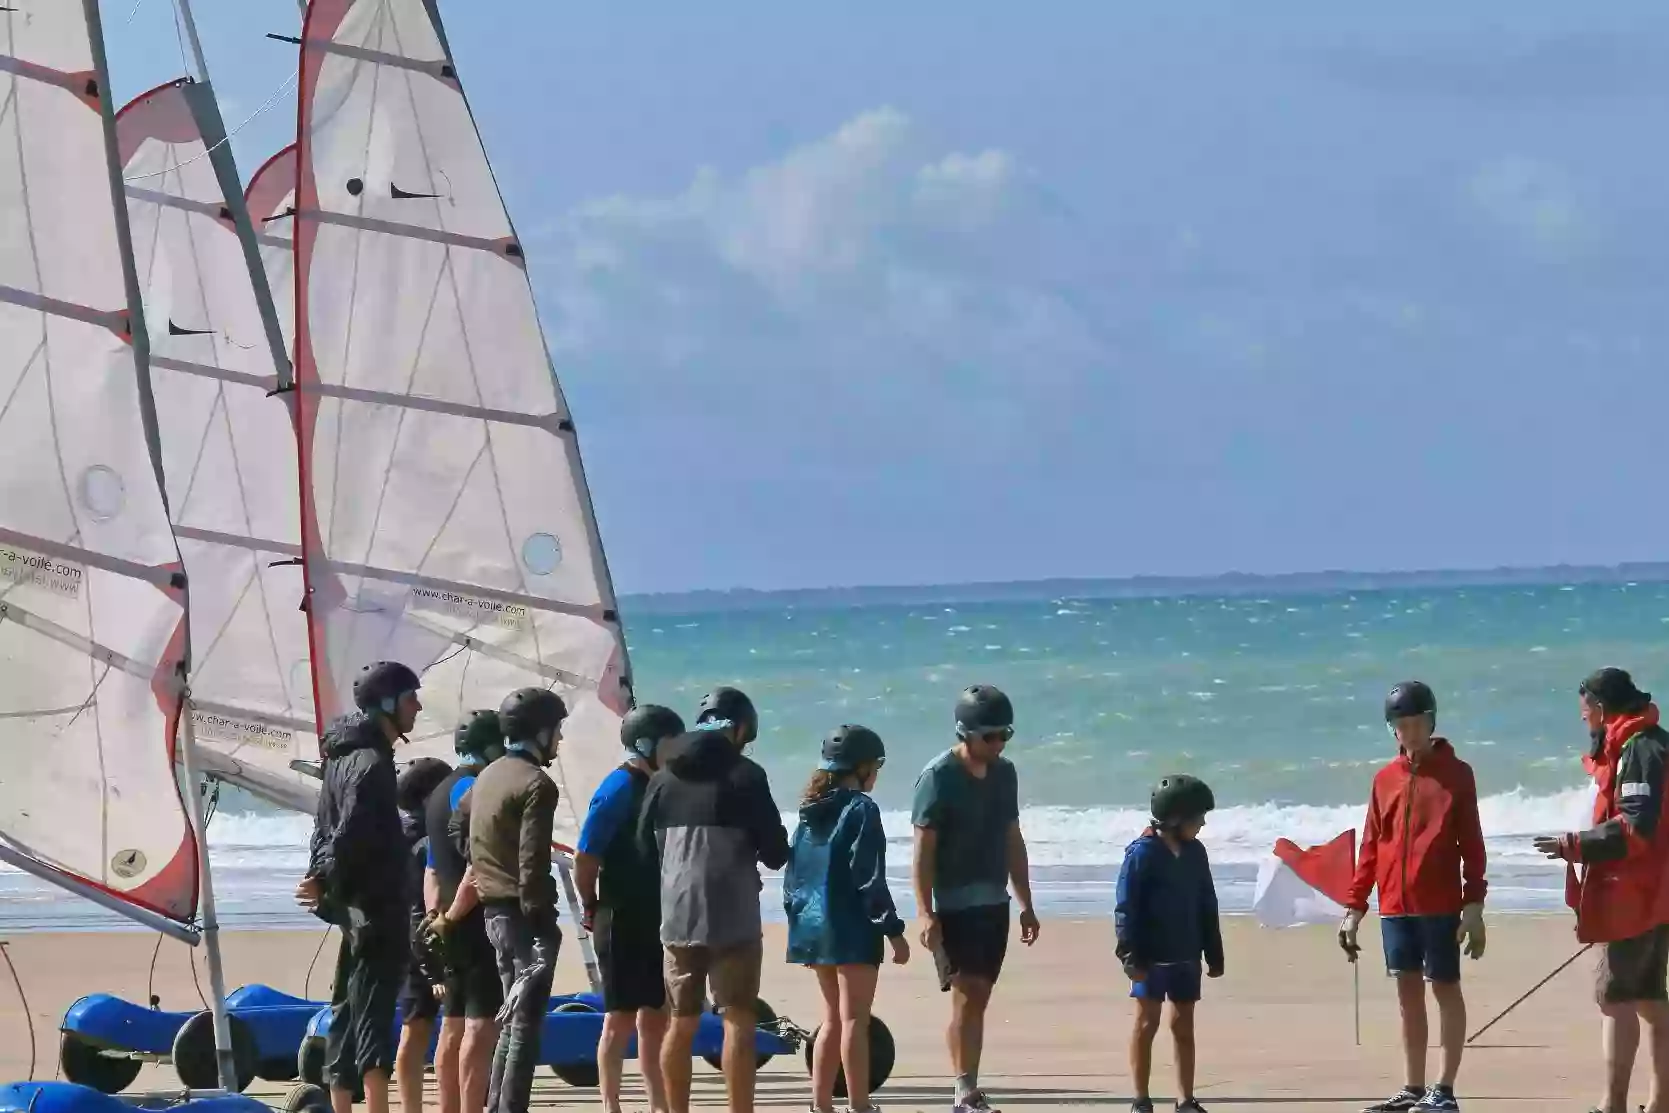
[
  {"x1": 1345, "y1": 738, "x2": 1487, "y2": 916},
  {"x1": 1562, "y1": 705, "x2": 1669, "y2": 943}
]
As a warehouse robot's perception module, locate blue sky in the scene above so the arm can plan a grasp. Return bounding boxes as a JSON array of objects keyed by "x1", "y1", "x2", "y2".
[{"x1": 108, "y1": 1, "x2": 1669, "y2": 593}]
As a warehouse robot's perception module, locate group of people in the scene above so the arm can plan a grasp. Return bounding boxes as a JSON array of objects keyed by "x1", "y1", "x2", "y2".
[
  {"x1": 295, "y1": 664, "x2": 1041, "y2": 1113},
  {"x1": 1111, "y1": 667, "x2": 1669, "y2": 1113}
]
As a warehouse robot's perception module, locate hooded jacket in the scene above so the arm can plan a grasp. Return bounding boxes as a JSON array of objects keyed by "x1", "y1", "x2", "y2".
[
  {"x1": 307, "y1": 711, "x2": 405, "y2": 922},
  {"x1": 1114, "y1": 828, "x2": 1223, "y2": 975},
  {"x1": 1345, "y1": 737, "x2": 1487, "y2": 917},
  {"x1": 636, "y1": 725, "x2": 789, "y2": 948},
  {"x1": 1562, "y1": 704, "x2": 1669, "y2": 943},
  {"x1": 783, "y1": 787, "x2": 905, "y2": 967}
]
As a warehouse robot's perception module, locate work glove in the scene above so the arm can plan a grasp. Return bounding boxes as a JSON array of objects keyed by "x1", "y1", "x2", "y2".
[
  {"x1": 1457, "y1": 902, "x2": 1486, "y2": 960},
  {"x1": 1337, "y1": 908, "x2": 1365, "y2": 961}
]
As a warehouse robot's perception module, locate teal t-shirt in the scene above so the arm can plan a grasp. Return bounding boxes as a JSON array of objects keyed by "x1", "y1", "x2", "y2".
[{"x1": 910, "y1": 749, "x2": 1019, "y2": 913}]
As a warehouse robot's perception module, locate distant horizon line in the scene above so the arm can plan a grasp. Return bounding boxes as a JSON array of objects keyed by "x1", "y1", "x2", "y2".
[{"x1": 617, "y1": 559, "x2": 1669, "y2": 611}]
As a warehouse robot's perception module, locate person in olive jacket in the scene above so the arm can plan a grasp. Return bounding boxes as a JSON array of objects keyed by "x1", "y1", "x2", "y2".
[{"x1": 784, "y1": 724, "x2": 910, "y2": 1113}]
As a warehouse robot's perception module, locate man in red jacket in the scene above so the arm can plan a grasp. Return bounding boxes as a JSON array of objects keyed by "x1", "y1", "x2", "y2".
[
  {"x1": 1533, "y1": 668, "x2": 1669, "y2": 1113},
  {"x1": 1338, "y1": 681, "x2": 1487, "y2": 1113}
]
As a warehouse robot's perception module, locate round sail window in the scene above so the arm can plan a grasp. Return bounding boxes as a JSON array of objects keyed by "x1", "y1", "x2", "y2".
[
  {"x1": 79, "y1": 465, "x2": 126, "y2": 522},
  {"x1": 110, "y1": 848, "x2": 147, "y2": 879},
  {"x1": 521, "y1": 532, "x2": 562, "y2": 576}
]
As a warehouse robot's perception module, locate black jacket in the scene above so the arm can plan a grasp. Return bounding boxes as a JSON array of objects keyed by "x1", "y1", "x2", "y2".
[{"x1": 307, "y1": 711, "x2": 405, "y2": 923}]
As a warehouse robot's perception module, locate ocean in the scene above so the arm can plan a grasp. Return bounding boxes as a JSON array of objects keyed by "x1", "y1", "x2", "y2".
[{"x1": 6, "y1": 578, "x2": 1664, "y2": 933}]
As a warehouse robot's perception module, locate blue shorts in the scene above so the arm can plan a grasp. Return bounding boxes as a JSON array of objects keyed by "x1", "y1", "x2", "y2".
[
  {"x1": 1131, "y1": 962, "x2": 1202, "y2": 1003},
  {"x1": 1381, "y1": 914, "x2": 1462, "y2": 983}
]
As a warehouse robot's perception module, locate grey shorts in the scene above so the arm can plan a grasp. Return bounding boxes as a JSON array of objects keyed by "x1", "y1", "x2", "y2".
[{"x1": 1597, "y1": 925, "x2": 1669, "y2": 1004}]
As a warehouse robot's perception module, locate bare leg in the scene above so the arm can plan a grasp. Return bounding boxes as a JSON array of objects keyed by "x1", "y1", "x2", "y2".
[
  {"x1": 330, "y1": 1088, "x2": 353, "y2": 1113},
  {"x1": 395, "y1": 1018, "x2": 432, "y2": 1113},
  {"x1": 722, "y1": 1003, "x2": 759, "y2": 1113},
  {"x1": 1429, "y1": 981, "x2": 1466, "y2": 1089},
  {"x1": 1395, "y1": 973, "x2": 1428, "y2": 1091},
  {"x1": 810, "y1": 968, "x2": 841, "y2": 1113},
  {"x1": 837, "y1": 965, "x2": 881, "y2": 1112},
  {"x1": 363, "y1": 1067, "x2": 391, "y2": 1113},
  {"x1": 661, "y1": 1015, "x2": 699, "y2": 1113},
  {"x1": 948, "y1": 975, "x2": 993, "y2": 1092},
  {"x1": 1638, "y1": 1000, "x2": 1669, "y2": 1113},
  {"x1": 458, "y1": 1018, "x2": 496, "y2": 1113},
  {"x1": 1170, "y1": 1000, "x2": 1197, "y2": 1102},
  {"x1": 434, "y1": 1018, "x2": 464, "y2": 1113},
  {"x1": 1129, "y1": 998, "x2": 1162, "y2": 1101},
  {"x1": 600, "y1": 1010, "x2": 635, "y2": 1113},
  {"x1": 1603, "y1": 1002, "x2": 1641, "y2": 1113},
  {"x1": 636, "y1": 1006, "x2": 670, "y2": 1113}
]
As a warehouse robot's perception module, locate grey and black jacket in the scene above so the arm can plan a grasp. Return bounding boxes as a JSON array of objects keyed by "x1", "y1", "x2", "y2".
[{"x1": 636, "y1": 726, "x2": 790, "y2": 947}]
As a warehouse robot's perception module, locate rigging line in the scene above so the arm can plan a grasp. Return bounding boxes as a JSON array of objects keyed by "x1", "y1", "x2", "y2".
[
  {"x1": 0, "y1": 939, "x2": 35, "y2": 1080},
  {"x1": 146, "y1": 932, "x2": 165, "y2": 1007},
  {"x1": 304, "y1": 925, "x2": 333, "y2": 999},
  {"x1": 120, "y1": 69, "x2": 299, "y2": 183},
  {"x1": 121, "y1": 0, "x2": 150, "y2": 27}
]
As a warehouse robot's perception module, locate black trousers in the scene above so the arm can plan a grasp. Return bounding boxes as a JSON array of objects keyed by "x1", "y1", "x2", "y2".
[
  {"x1": 483, "y1": 904, "x2": 561, "y2": 1113},
  {"x1": 324, "y1": 914, "x2": 407, "y2": 1091}
]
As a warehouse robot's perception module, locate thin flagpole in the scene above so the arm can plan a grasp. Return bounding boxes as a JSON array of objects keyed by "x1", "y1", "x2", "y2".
[
  {"x1": 1466, "y1": 944, "x2": 1592, "y2": 1045},
  {"x1": 1353, "y1": 958, "x2": 1361, "y2": 1046}
]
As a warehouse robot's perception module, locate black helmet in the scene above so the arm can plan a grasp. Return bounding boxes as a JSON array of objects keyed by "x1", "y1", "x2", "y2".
[
  {"x1": 396, "y1": 757, "x2": 453, "y2": 814},
  {"x1": 1580, "y1": 667, "x2": 1652, "y2": 714},
  {"x1": 498, "y1": 687, "x2": 568, "y2": 744},
  {"x1": 955, "y1": 684, "x2": 1014, "y2": 736},
  {"x1": 353, "y1": 660, "x2": 421, "y2": 714},
  {"x1": 1150, "y1": 774, "x2": 1216, "y2": 826},
  {"x1": 454, "y1": 709, "x2": 504, "y2": 760},
  {"x1": 819, "y1": 724, "x2": 886, "y2": 773},
  {"x1": 621, "y1": 703, "x2": 685, "y2": 762},
  {"x1": 696, "y1": 686, "x2": 757, "y2": 734},
  {"x1": 1384, "y1": 681, "x2": 1437, "y2": 722}
]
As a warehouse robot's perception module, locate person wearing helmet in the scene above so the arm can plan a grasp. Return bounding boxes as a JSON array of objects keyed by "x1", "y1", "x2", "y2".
[
  {"x1": 1532, "y1": 668, "x2": 1669, "y2": 1113},
  {"x1": 449, "y1": 687, "x2": 568, "y2": 1113},
  {"x1": 393, "y1": 757, "x2": 454, "y2": 1113},
  {"x1": 910, "y1": 684, "x2": 1039, "y2": 1113},
  {"x1": 636, "y1": 686, "x2": 789, "y2": 1113},
  {"x1": 421, "y1": 711, "x2": 508, "y2": 1113},
  {"x1": 785, "y1": 724, "x2": 910, "y2": 1113},
  {"x1": 295, "y1": 659, "x2": 423, "y2": 1113},
  {"x1": 1341, "y1": 681, "x2": 1486, "y2": 1113},
  {"x1": 1114, "y1": 775, "x2": 1223, "y2": 1113},
  {"x1": 574, "y1": 703, "x2": 687, "y2": 1113}
]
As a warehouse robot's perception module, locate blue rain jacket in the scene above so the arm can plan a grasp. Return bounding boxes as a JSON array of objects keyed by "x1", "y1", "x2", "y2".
[{"x1": 784, "y1": 787, "x2": 906, "y2": 966}]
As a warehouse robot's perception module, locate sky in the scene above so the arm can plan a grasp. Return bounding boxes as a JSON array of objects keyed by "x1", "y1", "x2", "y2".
[{"x1": 106, "y1": 0, "x2": 1669, "y2": 594}]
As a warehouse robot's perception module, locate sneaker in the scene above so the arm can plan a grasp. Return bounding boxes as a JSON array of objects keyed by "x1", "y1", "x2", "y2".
[
  {"x1": 1414, "y1": 1087, "x2": 1458, "y2": 1111},
  {"x1": 1177, "y1": 1101, "x2": 1209, "y2": 1112},
  {"x1": 1362, "y1": 1089, "x2": 1426, "y2": 1113},
  {"x1": 953, "y1": 1094, "x2": 1001, "y2": 1113},
  {"x1": 1129, "y1": 1101, "x2": 1154, "y2": 1113}
]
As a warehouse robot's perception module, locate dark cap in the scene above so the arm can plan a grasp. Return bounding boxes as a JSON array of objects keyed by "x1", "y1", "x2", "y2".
[
  {"x1": 1580, "y1": 667, "x2": 1651, "y2": 712},
  {"x1": 819, "y1": 724, "x2": 886, "y2": 772}
]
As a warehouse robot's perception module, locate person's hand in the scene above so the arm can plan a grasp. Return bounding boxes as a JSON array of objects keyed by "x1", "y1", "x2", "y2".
[
  {"x1": 580, "y1": 903, "x2": 596, "y2": 934},
  {"x1": 1124, "y1": 962, "x2": 1148, "y2": 984},
  {"x1": 1206, "y1": 963, "x2": 1224, "y2": 979},
  {"x1": 1533, "y1": 834, "x2": 1575, "y2": 862},
  {"x1": 294, "y1": 876, "x2": 321, "y2": 911},
  {"x1": 1018, "y1": 906, "x2": 1041, "y2": 946},
  {"x1": 888, "y1": 934, "x2": 911, "y2": 965},
  {"x1": 431, "y1": 982, "x2": 448, "y2": 1002},
  {"x1": 918, "y1": 915, "x2": 941, "y2": 953},
  {"x1": 1338, "y1": 908, "x2": 1365, "y2": 961},
  {"x1": 1457, "y1": 903, "x2": 1486, "y2": 960}
]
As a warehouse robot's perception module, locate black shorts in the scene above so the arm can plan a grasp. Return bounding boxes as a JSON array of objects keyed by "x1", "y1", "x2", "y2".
[
  {"x1": 398, "y1": 965, "x2": 440, "y2": 1024},
  {"x1": 325, "y1": 917, "x2": 405, "y2": 1088},
  {"x1": 595, "y1": 907, "x2": 666, "y2": 1013},
  {"x1": 1598, "y1": 925, "x2": 1669, "y2": 1004},
  {"x1": 933, "y1": 903, "x2": 1010, "y2": 990},
  {"x1": 442, "y1": 913, "x2": 505, "y2": 1020}
]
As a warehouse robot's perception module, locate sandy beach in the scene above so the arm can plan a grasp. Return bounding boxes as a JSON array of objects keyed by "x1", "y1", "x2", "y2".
[{"x1": 0, "y1": 916, "x2": 1621, "y2": 1111}]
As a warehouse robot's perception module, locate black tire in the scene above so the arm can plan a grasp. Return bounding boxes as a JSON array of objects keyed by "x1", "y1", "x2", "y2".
[
  {"x1": 546, "y1": 1000, "x2": 600, "y2": 1088},
  {"x1": 58, "y1": 1032, "x2": 142, "y2": 1095},
  {"x1": 801, "y1": 1015, "x2": 897, "y2": 1096},
  {"x1": 283, "y1": 1083, "x2": 331, "y2": 1113},
  {"x1": 258, "y1": 1055, "x2": 300, "y2": 1083},
  {"x1": 172, "y1": 1009, "x2": 258, "y2": 1092},
  {"x1": 299, "y1": 1035, "x2": 363, "y2": 1104},
  {"x1": 702, "y1": 998, "x2": 777, "y2": 1072}
]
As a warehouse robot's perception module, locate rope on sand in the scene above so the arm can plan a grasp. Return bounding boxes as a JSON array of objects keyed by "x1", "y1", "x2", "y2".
[{"x1": 0, "y1": 939, "x2": 36, "y2": 1080}]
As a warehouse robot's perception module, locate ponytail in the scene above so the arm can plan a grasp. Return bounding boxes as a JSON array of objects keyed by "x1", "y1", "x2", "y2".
[{"x1": 800, "y1": 768, "x2": 839, "y2": 807}]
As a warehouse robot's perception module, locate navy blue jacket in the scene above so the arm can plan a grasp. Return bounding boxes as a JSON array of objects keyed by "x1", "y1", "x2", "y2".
[
  {"x1": 1114, "y1": 829, "x2": 1224, "y2": 975},
  {"x1": 783, "y1": 788, "x2": 905, "y2": 966}
]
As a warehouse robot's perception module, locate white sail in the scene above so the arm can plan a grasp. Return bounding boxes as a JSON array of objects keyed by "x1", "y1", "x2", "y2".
[
  {"x1": 118, "y1": 83, "x2": 320, "y2": 814},
  {"x1": 293, "y1": 0, "x2": 631, "y2": 843},
  {"x1": 0, "y1": 0, "x2": 199, "y2": 936}
]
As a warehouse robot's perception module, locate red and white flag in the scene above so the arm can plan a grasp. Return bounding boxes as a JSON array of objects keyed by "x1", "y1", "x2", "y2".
[{"x1": 1253, "y1": 829, "x2": 1357, "y2": 927}]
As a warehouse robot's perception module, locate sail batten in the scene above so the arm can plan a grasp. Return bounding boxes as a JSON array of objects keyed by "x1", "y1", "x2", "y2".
[
  {"x1": 294, "y1": 0, "x2": 632, "y2": 842},
  {"x1": 0, "y1": 0, "x2": 200, "y2": 931}
]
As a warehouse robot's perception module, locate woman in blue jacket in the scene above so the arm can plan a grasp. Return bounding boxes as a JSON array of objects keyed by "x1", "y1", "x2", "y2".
[{"x1": 785, "y1": 724, "x2": 911, "y2": 1113}]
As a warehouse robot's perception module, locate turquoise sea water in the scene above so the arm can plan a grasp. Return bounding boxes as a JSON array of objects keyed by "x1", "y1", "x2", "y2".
[{"x1": 6, "y1": 579, "x2": 1666, "y2": 931}]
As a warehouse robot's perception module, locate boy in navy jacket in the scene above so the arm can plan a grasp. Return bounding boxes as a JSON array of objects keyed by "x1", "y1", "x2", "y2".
[{"x1": 1114, "y1": 775, "x2": 1222, "y2": 1113}]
